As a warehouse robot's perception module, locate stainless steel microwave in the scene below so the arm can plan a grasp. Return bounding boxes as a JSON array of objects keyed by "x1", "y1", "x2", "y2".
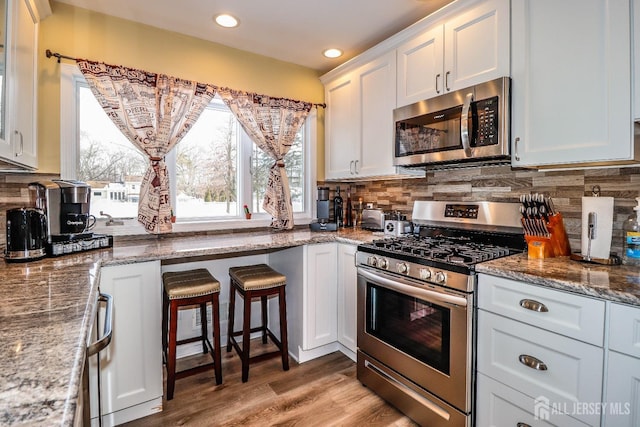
[{"x1": 393, "y1": 76, "x2": 510, "y2": 167}]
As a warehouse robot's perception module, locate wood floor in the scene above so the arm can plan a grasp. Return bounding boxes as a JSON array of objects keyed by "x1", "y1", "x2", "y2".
[{"x1": 123, "y1": 340, "x2": 418, "y2": 427}]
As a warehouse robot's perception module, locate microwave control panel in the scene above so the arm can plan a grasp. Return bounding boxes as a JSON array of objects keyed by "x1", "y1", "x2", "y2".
[{"x1": 474, "y1": 96, "x2": 499, "y2": 147}]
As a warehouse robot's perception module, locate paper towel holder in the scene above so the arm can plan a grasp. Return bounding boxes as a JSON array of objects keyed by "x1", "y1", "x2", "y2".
[{"x1": 570, "y1": 251, "x2": 621, "y2": 265}]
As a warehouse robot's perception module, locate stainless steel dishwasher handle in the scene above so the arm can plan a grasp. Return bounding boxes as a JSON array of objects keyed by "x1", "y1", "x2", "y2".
[{"x1": 88, "y1": 293, "x2": 113, "y2": 356}]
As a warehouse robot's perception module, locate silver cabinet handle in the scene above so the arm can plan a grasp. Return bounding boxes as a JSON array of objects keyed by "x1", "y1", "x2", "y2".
[
  {"x1": 517, "y1": 423, "x2": 532, "y2": 427},
  {"x1": 349, "y1": 160, "x2": 354, "y2": 174},
  {"x1": 445, "y1": 71, "x2": 451, "y2": 91},
  {"x1": 519, "y1": 354, "x2": 548, "y2": 371},
  {"x1": 514, "y1": 137, "x2": 521, "y2": 161},
  {"x1": 460, "y1": 92, "x2": 474, "y2": 157},
  {"x1": 88, "y1": 293, "x2": 113, "y2": 356},
  {"x1": 14, "y1": 130, "x2": 23, "y2": 157},
  {"x1": 520, "y1": 298, "x2": 549, "y2": 313},
  {"x1": 354, "y1": 159, "x2": 359, "y2": 174},
  {"x1": 435, "y1": 73, "x2": 441, "y2": 94}
]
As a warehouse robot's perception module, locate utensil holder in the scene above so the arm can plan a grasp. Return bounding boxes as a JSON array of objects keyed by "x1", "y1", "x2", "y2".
[{"x1": 525, "y1": 213, "x2": 571, "y2": 259}]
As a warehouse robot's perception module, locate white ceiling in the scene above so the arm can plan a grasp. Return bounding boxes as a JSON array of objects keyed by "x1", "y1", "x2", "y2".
[{"x1": 55, "y1": 0, "x2": 454, "y2": 72}]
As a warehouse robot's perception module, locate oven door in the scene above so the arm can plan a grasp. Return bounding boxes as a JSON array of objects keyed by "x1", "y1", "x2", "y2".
[{"x1": 357, "y1": 266, "x2": 473, "y2": 414}]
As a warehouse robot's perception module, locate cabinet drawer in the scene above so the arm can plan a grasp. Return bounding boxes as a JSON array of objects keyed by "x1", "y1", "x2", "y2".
[
  {"x1": 478, "y1": 274, "x2": 605, "y2": 345},
  {"x1": 608, "y1": 302, "x2": 640, "y2": 358},
  {"x1": 477, "y1": 373, "x2": 590, "y2": 427},
  {"x1": 478, "y1": 310, "x2": 603, "y2": 426}
]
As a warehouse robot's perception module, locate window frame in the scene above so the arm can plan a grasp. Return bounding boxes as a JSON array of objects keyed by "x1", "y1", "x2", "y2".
[{"x1": 60, "y1": 63, "x2": 316, "y2": 234}]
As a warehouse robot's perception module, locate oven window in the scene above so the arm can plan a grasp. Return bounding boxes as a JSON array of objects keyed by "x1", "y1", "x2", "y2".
[{"x1": 366, "y1": 284, "x2": 451, "y2": 375}]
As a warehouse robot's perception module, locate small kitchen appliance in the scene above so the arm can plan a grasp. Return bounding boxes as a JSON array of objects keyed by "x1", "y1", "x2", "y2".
[
  {"x1": 356, "y1": 200, "x2": 525, "y2": 427},
  {"x1": 309, "y1": 186, "x2": 337, "y2": 231},
  {"x1": 393, "y1": 77, "x2": 511, "y2": 168},
  {"x1": 28, "y1": 180, "x2": 112, "y2": 256},
  {"x1": 5, "y1": 207, "x2": 47, "y2": 262},
  {"x1": 361, "y1": 208, "x2": 386, "y2": 231}
]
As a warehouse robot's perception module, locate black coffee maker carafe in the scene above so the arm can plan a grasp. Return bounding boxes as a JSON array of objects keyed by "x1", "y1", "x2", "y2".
[{"x1": 5, "y1": 207, "x2": 47, "y2": 262}]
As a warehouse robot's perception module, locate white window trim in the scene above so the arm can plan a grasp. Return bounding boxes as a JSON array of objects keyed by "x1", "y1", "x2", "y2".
[{"x1": 59, "y1": 64, "x2": 316, "y2": 235}]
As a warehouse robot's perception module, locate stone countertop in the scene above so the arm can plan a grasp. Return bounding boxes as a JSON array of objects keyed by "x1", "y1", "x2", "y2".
[
  {"x1": 0, "y1": 228, "x2": 378, "y2": 426},
  {"x1": 476, "y1": 253, "x2": 640, "y2": 306}
]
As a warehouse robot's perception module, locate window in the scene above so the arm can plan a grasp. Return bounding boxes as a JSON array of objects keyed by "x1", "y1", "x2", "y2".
[{"x1": 60, "y1": 64, "x2": 315, "y2": 226}]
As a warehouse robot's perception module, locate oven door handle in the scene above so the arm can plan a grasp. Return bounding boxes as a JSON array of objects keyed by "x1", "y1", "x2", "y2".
[{"x1": 358, "y1": 268, "x2": 468, "y2": 307}]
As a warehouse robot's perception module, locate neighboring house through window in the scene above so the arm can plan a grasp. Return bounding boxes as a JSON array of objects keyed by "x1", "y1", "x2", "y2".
[{"x1": 59, "y1": 63, "x2": 315, "y2": 225}]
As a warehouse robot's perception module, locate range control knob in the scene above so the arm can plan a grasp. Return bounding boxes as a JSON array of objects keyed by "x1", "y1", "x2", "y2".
[
  {"x1": 367, "y1": 256, "x2": 377, "y2": 267},
  {"x1": 419, "y1": 268, "x2": 432, "y2": 280},
  {"x1": 396, "y1": 262, "x2": 409, "y2": 274},
  {"x1": 434, "y1": 271, "x2": 446, "y2": 284},
  {"x1": 378, "y1": 258, "x2": 389, "y2": 269}
]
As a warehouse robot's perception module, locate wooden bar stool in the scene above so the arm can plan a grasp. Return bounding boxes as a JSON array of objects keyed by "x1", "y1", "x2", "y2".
[
  {"x1": 227, "y1": 264, "x2": 289, "y2": 382},
  {"x1": 162, "y1": 268, "x2": 222, "y2": 400}
]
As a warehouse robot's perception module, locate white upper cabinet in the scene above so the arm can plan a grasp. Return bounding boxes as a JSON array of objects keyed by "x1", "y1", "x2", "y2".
[
  {"x1": 634, "y1": 0, "x2": 640, "y2": 121},
  {"x1": 0, "y1": 0, "x2": 43, "y2": 170},
  {"x1": 511, "y1": 0, "x2": 637, "y2": 168},
  {"x1": 396, "y1": 0, "x2": 509, "y2": 107},
  {"x1": 324, "y1": 73, "x2": 359, "y2": 179}
]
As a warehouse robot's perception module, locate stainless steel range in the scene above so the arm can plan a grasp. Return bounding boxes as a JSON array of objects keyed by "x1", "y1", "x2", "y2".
[{"x1": 356, "y1": 201, "x2": 525, "y2": 427}]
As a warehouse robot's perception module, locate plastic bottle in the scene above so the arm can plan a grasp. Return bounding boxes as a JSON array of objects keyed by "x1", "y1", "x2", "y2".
[
  {"x1": 622, "y1": 197, "x2": 640, "y2": 266},
  {"x1": 333, "y1": 186, "x2": 343, "y2": 227}
]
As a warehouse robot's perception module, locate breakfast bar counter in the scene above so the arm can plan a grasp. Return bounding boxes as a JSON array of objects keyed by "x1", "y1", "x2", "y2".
[{"x1": 0, "y1": 228, "x2": 376, "y2": 426}]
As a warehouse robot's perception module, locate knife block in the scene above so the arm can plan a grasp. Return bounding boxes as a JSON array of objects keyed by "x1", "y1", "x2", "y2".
[{"x1": 525, "y1": 213, "x2": 571, "y2": 259}]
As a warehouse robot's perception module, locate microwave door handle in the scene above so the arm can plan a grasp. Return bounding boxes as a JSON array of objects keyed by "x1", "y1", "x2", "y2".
[{"x1": 461, "y1": 92, "x2": 474, "y2": 157}]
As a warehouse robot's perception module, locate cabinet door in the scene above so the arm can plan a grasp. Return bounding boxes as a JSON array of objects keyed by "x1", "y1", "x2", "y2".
[
  {"x1": 357, "y1": 51, "x2": 397, "y2": 177},
  {"x1": 303, "y1": 243, "x2": 338, "y2": 349},
  {"x1": 324, "y1": 73, "x2": 359, "y2": 180},
  {"x1": 337, "y1": 243, "x2": 357, "y2": 356},
  {"x1": 93, "y1": 261, "x2": 163, "y2": 425},
  {"x1": 608, "y1": 302, "x2": 640, "y2": 358},
  {"x1": 444, "y1": 0, "x2": 509, "y2": 92},
  {"x1": 605, "y1": 351, "x2": 640, "y2": 426},
  {"x1": 511, "y1": 0, "x2": 633, "y2": 167},
  {"x1": 396, "y1": 24, "x2": 444, "y2": 107},
  {"x1": 635, "y1": 0, "x2": 640, "y2": 120},
  {"x1": 5, "y1": 0, "x2": 37, "y2": 168}
]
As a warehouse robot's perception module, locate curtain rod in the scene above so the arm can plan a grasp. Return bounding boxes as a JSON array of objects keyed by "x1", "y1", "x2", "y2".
[{"x1": 45, "y1": 49, "x2": 327, "y2": 109}]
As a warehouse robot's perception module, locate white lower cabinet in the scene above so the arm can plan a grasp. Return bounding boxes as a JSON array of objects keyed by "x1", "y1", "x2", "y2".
[
  {"x1": 90, "y1": 261, "x2": 163, "y2": 426},
  {"x1": 269, "y1": 243, "x2": 339, "y2": 363},
  {"x1": 336, "y1": 243, "x2": 357, "y2": 360},
  {"x1": 477, "y1": 273, "x2": 605, "y2": 426},
  {"x1": 604, "y1": 303, "x2": 640, "y2": 426}
]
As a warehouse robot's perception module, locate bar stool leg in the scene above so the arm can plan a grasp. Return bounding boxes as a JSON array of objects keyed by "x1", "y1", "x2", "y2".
[
  {"x1": 212, "y1": 292, "x2": 222, "y2": 385},
  {"x1": 167, "y1": 300, "x2": 179, "y2": 400},
  {"x1": 241, "y1": 289, "x2": 252, "y2": 383},
  {"x1": 227, "y1": 281, "x2": 236, "y2": 353},
  {"x1": 200, "y1": 303, "x2": 208, "y2": 354},
  {"x1": 261, "y1": 295, "x2": 268, "y2": 344},
  {"x1": 278, "y1": 286, "x2": 290, "y2": 371}
]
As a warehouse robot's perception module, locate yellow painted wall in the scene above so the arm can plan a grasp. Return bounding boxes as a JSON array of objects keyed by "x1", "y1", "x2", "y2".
[{"x1": 38, "y1": 1, "x2": 326, "y2": 178}]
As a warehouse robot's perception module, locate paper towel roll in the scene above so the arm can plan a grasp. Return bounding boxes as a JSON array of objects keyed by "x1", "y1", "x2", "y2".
[{"x1": 581, "y1": 196, "x2": 614, "y2": 259}]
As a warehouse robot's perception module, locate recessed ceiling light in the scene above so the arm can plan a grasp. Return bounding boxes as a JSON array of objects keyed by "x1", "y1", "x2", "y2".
[
  {"x1": 323, "y1": 48, "x2": 343, "y2": 59},
  {"x1": 214, "y1": 14, "x2": 239, "y2": 28}
]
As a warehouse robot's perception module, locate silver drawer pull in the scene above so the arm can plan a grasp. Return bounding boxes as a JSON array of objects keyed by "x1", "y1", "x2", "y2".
[
  {"x1": 519, "y1": 298, "x2": 549, "y2": 312},
  {"x1": 519, "y1": 354, "x2": 548, "y2": 371},
  {"x1": 517, "y1": 423, "x2": 532, "y2": 427}
]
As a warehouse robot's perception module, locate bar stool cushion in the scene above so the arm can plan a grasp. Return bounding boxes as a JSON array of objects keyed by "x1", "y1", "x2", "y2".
[
  {"x1": 163, "y1": 268, "x2": 220, "y2": 300},
  {"x1": 229, "y1": 264, "x2": 286, "y2": 290}
]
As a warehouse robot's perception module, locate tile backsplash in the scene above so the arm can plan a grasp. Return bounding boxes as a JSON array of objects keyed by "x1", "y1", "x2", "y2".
[
  {"x1": 320, "y1": 164, "x2": 640, "y2": 256},
  {"x1": 1, "y1": 165, "x2": 639, "y2": 257}
]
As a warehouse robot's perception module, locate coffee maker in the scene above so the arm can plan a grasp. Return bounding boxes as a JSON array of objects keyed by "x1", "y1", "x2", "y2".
[
  {"x1": 309, "y1": 186, "x2": 337, "y2": 232},
  {"x1": 25, "y1": 180, "x2": 111, "y2": 256},
  {"x1": 29, "y1": 180, "x2": 95, "y2": 242}
]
